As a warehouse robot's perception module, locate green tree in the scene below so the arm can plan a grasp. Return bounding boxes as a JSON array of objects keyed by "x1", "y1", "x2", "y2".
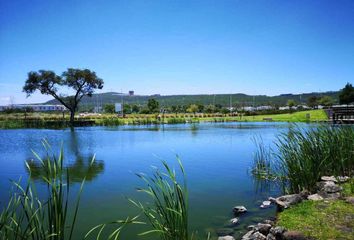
[
  {"x1": 339, "y1": 83, "x2": 354, "y2": 104},
  {"x1": 307, "y1": 96, "x2": 319, "y2": 108},
  {"x1": 287, "y1": 99, "x2": 296, "y2": 108},
  {"x1": 147, "y1": 98, "x2": 159, "y2": 113},
  {"x1": 23, "y1": 68, "x2": 103, "y2": 124},
  {"x1": 104, "y1": 104, "x2": 115, "y2": 113},
  {"x1": 205, "y1": 104, "x2": 215, "y2": 113},
  {"x1": 318, "y1": 96, "x2": 334, "y2": 107},
  {"x1": 123, "y1": 104, "x2": 132, "y2": 114},
  {"x1": 197, "y1": 104, "x2": 204, "y2": 113},
  {"x1": 186, "y1": 104, "x2": 199, "y2": 116},
  {"x1": 131, "y1": 104, "x2": 140, "y2": 113}
]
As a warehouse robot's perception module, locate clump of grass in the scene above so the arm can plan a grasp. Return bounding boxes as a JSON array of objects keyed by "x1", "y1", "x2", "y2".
[
  {"x1": 167, "y1": 118, "x2": 187, "y2": 124},
  {"x1": 86, "y1": 157, "x2": 210, "y2": 240},
  {"x1": 252, "y1": 125, "x2": 354, "y2": 193},
  {"x1": 130, "y1": 158, "x2": 189, "y2": 240},
  {"x1": 0, "y1": 140, "x2": 91, "y2": 240},
  {"x1": 251, "y1": 137, "x2": 277, "y2": 180}
]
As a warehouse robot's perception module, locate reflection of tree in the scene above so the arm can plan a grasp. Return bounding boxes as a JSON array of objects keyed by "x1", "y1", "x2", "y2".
[
  {"x1": 26, "y1": 129, "x2": 104, "y2": 183},
  {"x1": 26, "y1": 155, "x2": 104, "y2": 183}
]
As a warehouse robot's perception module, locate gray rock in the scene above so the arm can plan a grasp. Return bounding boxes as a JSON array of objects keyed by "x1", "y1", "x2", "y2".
[
  {"x1": 260, "y1": 200, "x2": 272, "y2": 208},
  {"x1": 299, "y1": 190, "x2": 310, "y2": 199},
  {"x1": 316, "y1": 181, "x2": 342, "y2": 193},
  {"x1": 321, "y1": 176, "x2": 337, "y2": 182},
  {"x1": 337, "y1": 176, "x2": 350, "y2": 183},
  {"x1": 218, "y1": 236, "x2": 235, "y2": 240},
  {"x1": 216, "y1": 228, "x2": 234, "y2": 236},
  {"x1": 248, "y1": 225, "x2": 256, "y2": 231},
  {"x1": 269, "y1": 194, "x2": 302, "y2": 209},
  {"x1": 233, "y1": 205, "x2": 248, "y2": 214},
  {"x1": 242, "y1": 230, "x2": 255, "y2": 239},
  {"x1": 266, "y1": 233, "x2": 276, "y2": 240},
  {"x1": 263, "y1": 219, "x2": 275, "y2": 226},
  {"x1": 269, "y1": 226, "x2": 286, "y2": 237},
  {"x1": 250, "y1": 232, "x2": 267, "y2": 240},
  {"x1": 230, "y1": 218, "x2": 239, "y2": 225},
  {"x1": 256, "y1": 223, "x2": 272, "y2": 235},
  {"x1": 318, "y1": 191, "x2": 341, "y2": 200},
  {"x1": 307, "y1": 193, "x2": 323, "y2": 201}
]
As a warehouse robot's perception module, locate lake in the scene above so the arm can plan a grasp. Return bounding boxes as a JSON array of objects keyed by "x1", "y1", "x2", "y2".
[{"x1": 0, "y1": 122, "x2": 296, "y2": 239}]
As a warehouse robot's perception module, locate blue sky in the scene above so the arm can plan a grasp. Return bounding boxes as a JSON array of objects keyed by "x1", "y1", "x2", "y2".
[{"x1": 0, "y1": 0, "x2": 354, "y2": 104}]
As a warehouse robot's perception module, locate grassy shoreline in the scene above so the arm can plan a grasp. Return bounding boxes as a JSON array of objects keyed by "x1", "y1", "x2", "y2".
[
  {"x1": 276, "y1": 182, "x2": 354, "y2": 240},
  {"x1": 0, "y1": 110, "x2": 328, "y2": 129}
]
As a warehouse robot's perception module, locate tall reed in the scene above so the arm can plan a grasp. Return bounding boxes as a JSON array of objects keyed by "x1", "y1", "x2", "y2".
[
  {"x1": 86, "y1": 157, "x2": 210, "y2": 240},
  {"x1": 0, "y1": 140, "x2": 90, "y2": 240},
  {"x1": 251, "y1": 125, "x2": 354, "y2": 193}
]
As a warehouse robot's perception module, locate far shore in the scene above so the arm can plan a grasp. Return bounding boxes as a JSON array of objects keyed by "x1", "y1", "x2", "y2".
[{"x1": 0, "y1": 109, "x2": 329, "y2": 129}]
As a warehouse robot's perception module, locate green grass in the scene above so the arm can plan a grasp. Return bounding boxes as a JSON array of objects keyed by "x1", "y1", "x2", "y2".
[
  {"x1": 277, "y1": 198, "x2": 354, "y2": 240},
  {"x1": 240, "y1": 109, "x2": 327, "y2": 122}
]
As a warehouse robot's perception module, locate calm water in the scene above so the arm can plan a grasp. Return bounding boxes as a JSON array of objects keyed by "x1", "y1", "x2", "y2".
[{"x1": 0, "y1": 122, "x2": 297, "y2": 239}]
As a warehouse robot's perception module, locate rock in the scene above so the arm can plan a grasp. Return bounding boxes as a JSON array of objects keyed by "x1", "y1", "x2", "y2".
[
  {"x1": 218, "y1": 236, "x2": 235, "y2": 240},
  {"x1": 307, "y1": 193, "x2": 323, "y2": 201},
  {"x1": 283, "y1": 230, "x2": 309, "y2": 240},
  {"x1": 269, "y1": 197, "x2": 287, "y2": 210},
  {"x1": 256, "y1": 223, "x2": 272, "y2": 235},
  {"x1": 230, "y1": 218, "x2": 239, "y2": 225},
  {"x1": 263, "y1": 219, "x2": 275, "y2": 226},
  {"x1": 318, "y1": 191, "x2": 341, "y2": 200},
  {"x1": 278, "y1": 194, "x2": 303, "y2": 205},
  {"x1": 337, "y1": 176, "x2": 350, "y2": 183},
  {"x1": 316, "y1": 181, "x2": 342, "y2": 193},
  {"x1": 260, "y1": 200, "x2": 272, "y2": 208},
  {"x1": 248, "y1": 225, "x2": 256, "y2": 231},
  {"x1": 216, "y1": 228, "x2": 234, "y2": 236},
  {"x1": 266, "y1": 233, "x2": 276, "y2": 240},
  {"x1": 321, "y1": 176, "x2": 337, "y2": 182},
  {"x1": 233, "y1": 205, "x2": 248, "y2": 214},
  {"x1": 242, "y1": 230, "x2": 255, "y2": 239},
  {"x1": 250, "y1": 231, "x2": 267, "y2": 240},
  {"x1": 345, "y1": 196, "x2": 354, "y2": 204},
  {"x1": 299, "y1": 190, "x2": 310, "y2": 199},
  {"x1": 269, "y1": 226, "x2": 286, "y2": 237},
  {"x1": 269, "y1": 194, "x2": 302, "y2": 209}
]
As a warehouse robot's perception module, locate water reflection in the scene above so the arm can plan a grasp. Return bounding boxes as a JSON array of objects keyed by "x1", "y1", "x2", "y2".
[
  {"x1": 26, "y1": 155, "x2": 104, "y2": 183},
  {"x1": 25, "y1": 129, "x2": 104, "y2": 183}
]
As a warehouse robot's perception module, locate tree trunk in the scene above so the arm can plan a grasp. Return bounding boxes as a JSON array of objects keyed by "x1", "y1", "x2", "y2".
[{"x1": 70, "y1": 111, "x2": 75, "y2": 125}]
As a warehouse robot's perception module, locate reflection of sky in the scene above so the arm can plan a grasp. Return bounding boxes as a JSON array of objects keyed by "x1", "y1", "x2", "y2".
[{"x1": 0, "y1": 122, "x2": 304, "y2": 239}]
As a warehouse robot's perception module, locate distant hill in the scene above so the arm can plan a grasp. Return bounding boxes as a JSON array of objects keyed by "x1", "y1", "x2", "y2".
[{"x1": 45, "y1": 91, "x2": 339, "y2": 110}]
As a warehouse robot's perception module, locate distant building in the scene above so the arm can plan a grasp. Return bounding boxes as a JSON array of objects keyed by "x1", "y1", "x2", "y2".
[
  {"x1": 0, "y1": 104, "x2": 67, "y2": 112},
  {"x1": 256, "y1": 105, "x2": 273, "y2": 111},
  {"x1": 242, "y1": 106, "x2": 256, "y2": 111},
  {"x1": 128, "y1": 90, "x2": 134, "y2": 96},
  {"x1": 279, "y1": 106, "x2": 290, "y2": 110}
]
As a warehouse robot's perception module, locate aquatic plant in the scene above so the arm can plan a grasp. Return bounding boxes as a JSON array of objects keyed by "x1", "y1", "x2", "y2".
[
  {"x1": 0, "y1": 141, "x2": 91, "y2": 240},
  {"x1": 86, "y1": 157, "x2": 210, "y2": 240},
  {"x1": 252, "y1": 125, "x2": 354, "y2": 193}
]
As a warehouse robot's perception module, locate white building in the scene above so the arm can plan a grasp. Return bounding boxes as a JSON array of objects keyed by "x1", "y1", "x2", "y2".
[{"x1": 256, "y1": 105, "x2": 274, "y2": 111}]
